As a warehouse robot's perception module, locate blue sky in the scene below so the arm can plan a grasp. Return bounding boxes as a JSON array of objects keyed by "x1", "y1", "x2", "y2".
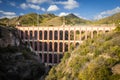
[{"x1": 0, "y1": 0, "x2": 120, "y2": 20}]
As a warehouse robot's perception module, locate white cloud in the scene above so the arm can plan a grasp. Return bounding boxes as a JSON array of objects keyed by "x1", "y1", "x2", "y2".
[
  {"x1": 0, "y1": 10, "x2": 16, "y2": 19},
  {"x1": 10, "y1": 2, "x2": 16, "y2": 6},
  {"x1": 41, "y1": 8, "x2": 46, "y2": 11},
  {"x1": 94, "y1": 7, "x2": 120, "y2": 20},
  {"x1": 57, "y1": 0, "x2": 79, "y2": 9},
  {"x1": 47, "y1": 5, "x2": 59, "y2": 12},
  {"x1": 20, "y1": 3, "x2": 28, "y2": 9},
  {"x1": 26, "y1": 0, "x2": 48, "y2": 4},
  {"x1": 20, "y1": 3, "x2": 41, "y2": 10},
  {"x1": 0, "y1": 10, "x2": 16, "y2": 16},
  {"x1": 28, "y1": 4, "x2": 40, "y2": 10},
  {"x1": 59, "y1": 12, "x2": 69, "y2": 16}
]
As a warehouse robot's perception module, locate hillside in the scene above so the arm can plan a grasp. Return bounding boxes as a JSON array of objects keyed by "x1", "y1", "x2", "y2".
[
  {"x1": 95, "y1": 12, "x2": 120, "y2": 25},
  {"x1": 46, "y1": 26, "x2": 120, "y2": 80},
  {"x1": 0, "y1": 26, "x2": 45, "y2": 80},
  {"x1": 0, "y1": 13, "x2": 90, "y2": 27}
]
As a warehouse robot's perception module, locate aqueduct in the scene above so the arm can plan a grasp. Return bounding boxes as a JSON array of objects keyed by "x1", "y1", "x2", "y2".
[{"x1": 17, "y1": 25, "x2": 115, "y2": 65}]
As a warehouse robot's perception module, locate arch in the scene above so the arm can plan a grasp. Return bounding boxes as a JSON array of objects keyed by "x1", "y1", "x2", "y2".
[
  {"x1": 39, "y1": 53, "x2": 42, "y2": 59},
  {"x1": 81, "y1": 31, "x2": 85, "y2": 34},
  {"x1": 93, "y1": 30, "x2": 97, "y2": 35},
  {"x1": 87, "y1": 31, "x2": 91, "y2": 39},
  {"x1": 54, "y1": 42, "x2": 57, "y2": 52},
  {"x1": 70, "y1": 30, "x2": 74, "y2": 40},
  {"x1": 44, "y1": 54, "x2": 47, "y2": 63},
  {"x1": 39, "y1": 31, "x2": 42, "y2": 40},
  {"x1": 34, "y1": 41, "x2": 37, "y2": 51},
  {"x1": 65, "y1": 30, "x2": 68, "y2": 40},
  {"x1": 44, "y1": 30, "x2": 47, "y2": 40},
  {"x1": 75, "y1": 42, "x2": 79, "y2": 48},
  {"x1": 70, "y1": 42, "x2": 74, "y2": 50},
  {"x1": 49, "y1": 42, "x2": 52, "y2": 51},
  {"x1": 54, "y1": 54, "x2": 57, "y2": 63},
  {"x1": 105, "y1": 30, "x2": 109, "y2": 33},
  {"x1": 20, "y1": 31, "x2": 24, "y2": 39},
  {"x1": 39, "y1": 42, "x2": 42, "y2": 51},
  {"x1": 34, "y1": 30, "x2": 37, "y2": 40},
  {"x1": 60, "y1": 30, "x2": 63, "y2": 40},
  {"x1": 49, "y1": 31, "x2": 52, "y2": 40},
  {"x1": 54, "y1": 31, "x2": 58, "y2": 40},
  {"x1": 44, "y1": 42, "x2": 47, "y2": 51},
  {"x1": 30, "y1": 30, "x2": 32, "y2": 40},
  {"x1": 30, "y1": 41, "x2": 32, "y2": 48},
  {"x1": 59, "y1": 42, "x2": 63, "y2": 52},
  {"x1": 25, "y1": 31, "x2": 28, "y2": 39},
  {"x1": 49, "y1": 54, "x2": 52, "y2": 63},
  {"x1": 65, "y1": 43, "x2": 68, "y2": 52},
  {"x1": 76, "y1": 30, "x2": 80, "y2": 40}
]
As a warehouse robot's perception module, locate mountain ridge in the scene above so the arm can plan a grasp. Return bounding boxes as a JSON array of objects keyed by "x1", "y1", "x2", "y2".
[{"x1": 0, "y1": 13, "x2": 91, "y2": 27}]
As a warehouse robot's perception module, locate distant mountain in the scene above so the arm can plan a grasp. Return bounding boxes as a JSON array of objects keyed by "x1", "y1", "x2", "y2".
[
  {"x1": 95, "y1": 12, "x2": 120, "y2": 25},
  {"x1": 65, "y1": 13, "x2": 91, "y2": 25},
  {"x1": 0, "y1": 13, "x2": 90, "y2": 27}
]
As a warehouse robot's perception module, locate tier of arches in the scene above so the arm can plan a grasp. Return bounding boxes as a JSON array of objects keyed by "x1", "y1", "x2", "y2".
[
  {"x1": 20, "y1": 30, "x2": 109, "y2": 41},
  {"x1": 25, "y1": 41, "x2": 80, "y2": 52}
]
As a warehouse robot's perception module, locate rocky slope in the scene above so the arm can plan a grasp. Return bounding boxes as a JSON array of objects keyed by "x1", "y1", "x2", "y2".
[
  {"x1": 0, "y1": 26, "x2": 45, "y2": 80},
  {"x1": 46, "y1": 26, "x2": 120, "y2": 80}
]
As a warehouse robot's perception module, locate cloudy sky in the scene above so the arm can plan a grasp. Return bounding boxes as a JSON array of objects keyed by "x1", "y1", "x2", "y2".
[{"x1": 0, "y1": 0, "x2": 120, "y2": 20}]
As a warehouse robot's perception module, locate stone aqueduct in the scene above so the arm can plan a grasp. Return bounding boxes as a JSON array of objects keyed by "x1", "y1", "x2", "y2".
[{"x1": 17, "y1": 25, "x2": 115, "y2": 65}]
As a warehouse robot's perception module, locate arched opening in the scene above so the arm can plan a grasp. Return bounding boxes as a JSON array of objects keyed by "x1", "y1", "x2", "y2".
[
  {"x1": 81, "y1": 31, "x2": 85, "y2": 40},
  {"x1": 49, "y1": 31, "x2": 52, "y2": 40},
  {"x1": 75, "y1": 42, "x2": 79, "y2": 48},
  {"x1": 54, "y1": 31, "x2": 58, "y2": 40},
  {"x1": 44, "y1": 31, "x2": 47, "y2": 40},
  {"x1": 39, "y1": 42, "x2": 42, "y2": 51},
  {"x1": 65, "y1": 31, "x2": 68, "y2": 40},
  {"x1": 34, "y1": 30, "x2": 37, "y2": 40},
  {"x1": 60, "y1": 31, "x2": 63, "y2": 40},
  {"x1": 59, "y1": 54, "x2": 63, "y2": 62},
  {"x1": 44, "y1": 42, "x2": 47, "y2": 51},
  {"x1": 65, "y1": 43, "x2": 68, "y2": 52},
  {"x1": 34, "y1": 41, "x2": 37, "y2": 51},
  {"x1": 59, "y1": 42, "x2": 63, "y2": 52},
  {"x1": 49, "y1": 42, "x2": 52, "y2": 51},
  {"x1": 105, "y1": 30, "x2": 109, "y2": 33},
  {"x1": 30, "y1": 41, "x2": 32, "y2": 48},
  {"x1": 20, "y1": 31, "x2": 24, "y2": 39},
  {"x1": 39, "y1": 53, "x2": 42, "y2": 60},
  {"x1": 70, "y1": 43, "x2": 74, "y2": 50},
  {"x1": 30, "y1": 31, "x2": 32, "y2": 40},
  {"x1": 93, "y1": 31, "x2": 97, "y2": 37},
  {"x1": 54, "y1": 42, "x2": 57, "y2": 52},
  {"x1": 54, "y1": 54, "x2": 57, "y2": 63},
  {"x1": 25, "y1": 31, "x2": 28, "y2": 39},
  {"x1": 39, "y1": 31, "x2": 42, "y2": 40},
  {"x1": 70, "y1": 30, "x2": 74, "y2": 40},
  {"x1": 44, "y1": 54, "x2": 47, "y2": 63},
  {"x1": 76, "y1": 30, "x2": 80, "y2": 40},
  {"x1": 49, "y1": 54, "x2": 52, "y2": 63},
  {"x1": 87, "y1": 31, "x2": 91, "y2": 39},
  {"x1": 93, "y1": 31, "x2": 97, "y2": 35}
]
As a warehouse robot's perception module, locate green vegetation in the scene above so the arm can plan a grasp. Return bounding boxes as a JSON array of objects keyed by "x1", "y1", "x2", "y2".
[
  {"x1": 0, "y1": 13, "x2": 91, "y2": 27},
  {"x1": 94, "y1": 12, "x2": 120, "y2": 25},
  {"x1": 46, "y1": 27, "x2": 120, "y2": 80}
]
